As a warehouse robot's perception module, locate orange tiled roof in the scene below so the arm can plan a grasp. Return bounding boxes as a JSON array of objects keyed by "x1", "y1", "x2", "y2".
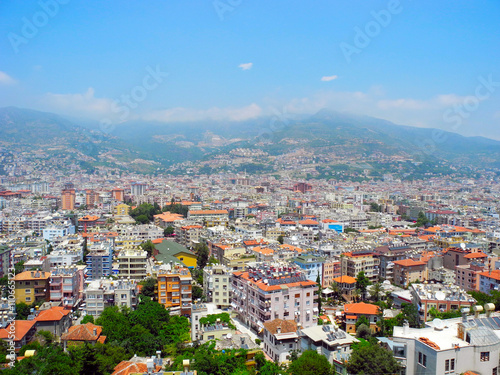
[
  {"x1": 333, "y1": 275, "x2": 357, "y2": 284},
  {"x1": 298, "y1": 219, "x2": 318, "y2": 225},
  {"x1": 479, "y1": 269, "x2": 500, "y2": 281},
  {"x1": 393, "y1": 259, "x2": 426, "y2": 267},
  {"x1": 322, "y1": 219, "x2": 338, "y2": 223},
  {"x1": 61, "y1": 323, "x2": 103, "y2": 342},
  {"x1": 112, "y1": 361, "x2": 162, "y2": 375},
  {"x1": 252, "y1": 246, "x2": 275, "y2": 256},
  {"x1": 344, "y1": 302, "x2": 380, "y2": 316},
  {"x1": 15, "y1": 271, "x2": 50, "y2": 281},
  {"x1": 464, "y1": 252, "x2": 487, "y2": 259},
  {"x1": 35, "y1": 306, "x2": 71, "y2": 322},
  {"x1": 236, "y1": 271, "x2": 317, "y2": 292},
  {"x1": 0, "y1": 320, "x2": 36, "y2": 342},
  {"x1": 263, "y1": 319, "x2": 297, "y2": 334},
  {"x1": 181, "y1": 225, "x2": 203, "y2": 230},
  {"x1": 78, "y1": 215, "x2": 100, "y2": 222}
]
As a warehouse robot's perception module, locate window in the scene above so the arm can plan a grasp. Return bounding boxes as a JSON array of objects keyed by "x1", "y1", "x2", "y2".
[
  {"x1": 25, "y1": 289, "x2": 31, "y2": 294},
  {"x1": 418, "y1": 352, "x2": 427, "y2": 367},
  {"x1": 493, "y1": 367, "x2": 497, "y2": 375},
  {"x1": 445, "y1": 359, "x2": 449, "y2": 372},
  {"x1": 450, "y1": 359, "x2": 454, "y2": 371},
  {"x1": 481, "y1": 352, "x2": 490, "y2": 362},
  {"x1": 26, "y1": 297, "x2": 31, "y2": 302}
]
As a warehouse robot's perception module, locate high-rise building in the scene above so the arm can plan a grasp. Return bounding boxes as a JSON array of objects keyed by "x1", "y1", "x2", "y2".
[
  {"x1": 130, "y1": 183, "x2": 147, "y2": 196},
  {"x1": 112, "y1": 188, "x2": 124, "y2": 201},
  {"x1": 61, "y1": 189, "x2": 76, "y2": 210},
  {"x1": 86, "y1": 189, "x2": 100, "y2": 208}
]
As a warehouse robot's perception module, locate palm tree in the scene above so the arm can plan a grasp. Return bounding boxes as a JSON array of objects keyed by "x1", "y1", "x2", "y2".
[{"x1": 369, "y1": 282, "x2": 383, "y2": 302}]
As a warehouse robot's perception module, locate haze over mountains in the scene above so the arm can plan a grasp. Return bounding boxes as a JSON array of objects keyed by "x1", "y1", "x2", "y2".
[{"x1": 1, "y1": 106, "x2": 500, "y2": 176}]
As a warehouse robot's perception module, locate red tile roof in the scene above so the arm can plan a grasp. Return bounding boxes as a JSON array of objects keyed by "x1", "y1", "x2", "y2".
[
  {"x1": 393, "y1": 259, "x2": 426, "y2": 267},
  {"x1": 0, "y1": 320, "x2": 36, "y2": 342},
  {"x1": 35, "y1": 306, "x2": 71, "y2": 322},
  {"x1": 61, "y1": 323, "x2": 104, "y2": 342},
  {"x1": 112, "y1": 361, "x2": 162, "y2": 375},
  {"x1": 344, "y1": 302, "x2": 380, "y2": 316}
]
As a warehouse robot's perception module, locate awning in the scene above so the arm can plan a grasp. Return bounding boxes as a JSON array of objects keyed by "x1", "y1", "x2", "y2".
[
  {"x1": 313, "y1": 307, "x2": 319, "y2": 312},
  {"x1": 306, "y1": 310, "x2": 311, "y2": 314}
]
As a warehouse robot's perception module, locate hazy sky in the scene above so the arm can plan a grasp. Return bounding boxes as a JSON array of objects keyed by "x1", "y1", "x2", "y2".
[{"x1": 1, "y1": 1, "x2": 500, "y2": 138}]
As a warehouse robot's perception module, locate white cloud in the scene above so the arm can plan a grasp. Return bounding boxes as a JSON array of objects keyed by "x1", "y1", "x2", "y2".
[
  {"x1": 321, "y1": 75, "x2": 338, "y2": 82},
  {"x1": 0, "y1": 71, "x2": 17, "y2": 85},
  {"x1": 41, "y1": 87, "x2": 117, "y2": 120},
  {"x1": 238, "y1": 63, "x2": 253, "y2": 71},
  {"x1": 143, "y1": 103, "x2": 262, "y2": 122}
]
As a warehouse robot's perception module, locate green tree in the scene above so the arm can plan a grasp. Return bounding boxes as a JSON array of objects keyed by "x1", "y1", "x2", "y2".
[
  {"x1": 355, "y1": 315, "x2": 370, "y2": 331},
  {"x1": 14, "y1": 261, "x2": 25, "y2": 275},
  {"x1": 277, "y1": 235, "x2": 284, "y2": 244},
  {"x1": 140, "y1": 240, "x2": 155, "y2": 257},
  {"x1": 369, "y1": 282, "x2": 383, "y2": 302},
  {"x1": 369, "y1": 202, "x2": 382, "y2": 212},
  {"x1": 356, "y1": 323, "x2": 371, "y2": 339},
  {"x1": 401, "y1": 302, "x2": 420, "y2": 328},
  {"x1": 346, "y1": 344, "x2": 401, "y2": 375},
  {"x1": 138, "y1": 277, "x2": 157, "y2": 299},
  {"x1": 15, "y1": 302, "x2": 31, "y2": 320},
  {"x1": 416, "y1": 211, "x2": 429, "y2": 227},
  {"x1": 164, "y1": 226, "x2": 174, "y2": 237},
  {"x1": 192, "y1": 285, "x2": 204, "y2": 301},
  {"x1": 288, "y1": 350, "x2": 332, "y2": 375},
  {"x1": 356, "y1": 271, "x2": 371, "y2": 301},
  {"x1": 81, "y1": 315, "x2": 95, "y2": 324},
  {"x1": 194, "y1": 243, "x2": 209, "y2": 269}
]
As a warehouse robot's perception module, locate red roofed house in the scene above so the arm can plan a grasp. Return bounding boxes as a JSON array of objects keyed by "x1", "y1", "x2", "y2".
[
  {"x1": 0, "y1": 320, "x2": 37, "y2": 352},
  {"x1": 61, "y1": 323, "x2": 106, "y2": 349},
  {"x1": 331, "y1": 275, "x2": 357, "y2": 302},
  {"x1": 392, "y1": 258, "x2": 428, "y2": 287},
  {"x1": 343, "y1": 302, "x2": 380, "y2": 334},
  {"x1": 112, "y1": 359, "x2": 163, "y2": 375},
  {"x1": 34, "y1": 306, "x2": 72, "y2": 336}
]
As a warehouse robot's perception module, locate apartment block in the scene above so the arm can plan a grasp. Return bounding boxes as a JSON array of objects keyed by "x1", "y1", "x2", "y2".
[
  {"x1": 176, "y1": 225, "x2": 204, "y2": 248},
  {"x1": 392, "y1": 259, "x2": 428, "y2": 287},
  {"x1": 116, "y1": 248, "x2": 147, "y2": 280},
  {"x1": 86, "y1": 240, "x2": 113, "y2": 280},
  {"x1": 341, "y1": 250, "x2": 380, "y2": 283},
  {"x1": 231, "y1": 263, "x2": 318, "y2": 333},
  {"x1": 84, "y1": 279, "x2": 138, "y2": 317},
  {"x1": 157, "y1": 266, "x2": 192, "y2": 316},
  {"x1": 203, "y1": 265, "x2": 231, "y2": 309},
  {"x1": 49, "y1": 266, "x2": 84, "y2": 308},
  {"x1": 14, "y1": 270, "x2": 51, "y2": 304}
]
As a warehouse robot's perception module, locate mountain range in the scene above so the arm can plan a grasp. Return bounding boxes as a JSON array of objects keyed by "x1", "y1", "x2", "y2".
[{"x1": 1, "y1": 106, "x2": 500, "y2": 177}]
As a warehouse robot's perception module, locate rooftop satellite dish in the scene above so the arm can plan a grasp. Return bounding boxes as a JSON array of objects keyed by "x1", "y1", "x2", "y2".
[
  {"x1": 460, "y1": 243, "x2": 466, "y2": 250},
  {"x1": 433, "y1": 318, "x2": 444, "y2": 330}
]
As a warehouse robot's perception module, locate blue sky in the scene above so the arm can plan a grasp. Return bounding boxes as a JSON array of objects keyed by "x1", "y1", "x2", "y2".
[{"x1": 1, "y1": 0, "x2": 500, "y2": 138}]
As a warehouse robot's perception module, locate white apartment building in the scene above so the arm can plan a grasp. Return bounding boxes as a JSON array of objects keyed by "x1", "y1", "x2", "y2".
[
  {"x1": 116, "y1": 248, "x2": 147, "y2": 280},
  {"x1": 203, "y1": 265, "x2": 232, "y2": 309},
  {"x1": 231, "y1": 262, "x2": 318, "y2": 333},
  {"x1": 392, "y1": 311, "x2": 500, "y2": 375},
  {"x1": 84, "y1": 279, "x2": 138, "y2": 317}
]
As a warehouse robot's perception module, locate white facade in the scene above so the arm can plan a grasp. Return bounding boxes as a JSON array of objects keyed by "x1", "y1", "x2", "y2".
[{"x1": 393, "y1": 315, "x2": 500, "y2": 375}]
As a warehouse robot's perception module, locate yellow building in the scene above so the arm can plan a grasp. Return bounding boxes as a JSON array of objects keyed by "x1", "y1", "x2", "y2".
[
  {"x1": 157, "y1": 266, "x2": 192, "y2": 316},
  {"x1": 14, "y1": 271, "x2": 51, "y2": 304},
  {"x1": 114, "y1": 203, "x2": 130, "y2": 216}
]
